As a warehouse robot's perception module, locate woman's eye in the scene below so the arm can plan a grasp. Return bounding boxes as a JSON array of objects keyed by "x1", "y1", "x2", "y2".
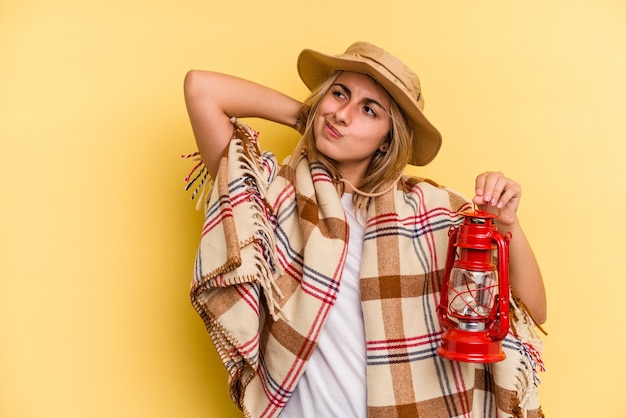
[
  {"x1": 332, "y1": 89, "x2": 346, "y2": 99},
  {"x1": 363, "y1": 105, "x2": 377, "y2": 117}
]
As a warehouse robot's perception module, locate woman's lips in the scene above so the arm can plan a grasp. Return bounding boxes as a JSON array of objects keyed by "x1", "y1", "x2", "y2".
[{"x1": 324, "y1": 122, "x2": 342, "y2": 139}]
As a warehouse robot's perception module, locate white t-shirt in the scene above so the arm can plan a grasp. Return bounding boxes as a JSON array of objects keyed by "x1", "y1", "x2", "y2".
[{"x1": 279, "y1": 193, "x2": 367, "y2": 417}]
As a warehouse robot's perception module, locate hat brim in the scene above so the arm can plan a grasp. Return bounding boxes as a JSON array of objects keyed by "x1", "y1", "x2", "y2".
[{"x1": 297, "y1": 48, "x2": 442, "y2": 166}]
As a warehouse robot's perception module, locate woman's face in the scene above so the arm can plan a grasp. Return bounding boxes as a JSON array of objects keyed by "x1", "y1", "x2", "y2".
[{"x1": 313, "y1": 71, "x2": 392, "y2": 183}]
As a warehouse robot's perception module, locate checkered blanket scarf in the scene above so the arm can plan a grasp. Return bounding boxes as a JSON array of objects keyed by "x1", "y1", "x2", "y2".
[{"x1": 188, "y1": 121, "x2": 545, "y2": 418}]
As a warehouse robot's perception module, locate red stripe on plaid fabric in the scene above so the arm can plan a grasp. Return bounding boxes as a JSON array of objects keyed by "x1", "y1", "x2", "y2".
[
  {"x1": 300, "y1": 275, "x2": 340, "y2": 304},
  {"x1": 200, "y1": 179, "x2": 278, "y2": 238},
  {"x1": 235, "y1": 283, "x2": 260, "y2": 317},
  {"x1": 366, "y1": 332, "x2": 441, "y2": 351},
  {"x1": 273, "y1": 247, "x2": 344, "y2": 305},
  {"x1": 272, "y1": 180, "x2": 296, "y2": 211},
  {"x1": 311, "y1": 171, "x2": 335, "y2": 185},
  {"x1": 236, "y1": 332, "x2": 259, "y2": 358},
  {"x1": 366, "y1": 206, "x2": 462, "y2": 229},
  {"x1": 261, "y1": 153, "x2": 277, "y2": 179},
  {"x1": 230, "y1": 189, "x2": 251, "y2": 206},
  {"x1": 272, "y1": 213, "x2": 345, "y2": 306},
  {"x1": 256, "y1": 369, "x2": 289, "y2": 415},
  {"x1": 275, "y1": 248, "x2": 302, "y2": 281},
  {"x1": 448, "y1": 360, "x2": 471, "y2": 417},
  {"x1": 201, "y1": 205, "x2": 232, "y2": 238}
]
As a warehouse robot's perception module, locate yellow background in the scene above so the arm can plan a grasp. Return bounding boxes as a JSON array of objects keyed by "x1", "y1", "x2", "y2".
[{"x1": 2, "y1": 1, "x2": 624, "y2": 417}]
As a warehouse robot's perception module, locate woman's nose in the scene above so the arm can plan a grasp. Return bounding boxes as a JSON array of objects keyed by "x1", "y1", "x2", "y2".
[{"x1": 333, "y1": 102, "x2": 352, "y2": 125}]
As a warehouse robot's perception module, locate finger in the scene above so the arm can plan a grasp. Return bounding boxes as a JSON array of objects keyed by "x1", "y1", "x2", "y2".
[
  {"x1": 494, "y1": 181, "x2": 521, "y2": 209},
  {"x1": 473, "y1": 172, "x2": 491, "y2": 204},
  {"x1": 478, "y1": 171, "x2": 504, "y2": 206},
  {"x1": 488, "y1": 175, "x2": 510, "y2": 207}
]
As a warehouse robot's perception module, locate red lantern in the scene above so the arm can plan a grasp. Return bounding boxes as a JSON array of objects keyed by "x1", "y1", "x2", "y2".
[{"x1": 436, "y1": 210, "x2": 511, "y2": 363}]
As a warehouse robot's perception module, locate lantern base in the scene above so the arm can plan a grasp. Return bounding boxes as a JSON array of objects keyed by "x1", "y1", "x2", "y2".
[{"x1": 437, "y1": 328, "x2": 506, "y2": 363}]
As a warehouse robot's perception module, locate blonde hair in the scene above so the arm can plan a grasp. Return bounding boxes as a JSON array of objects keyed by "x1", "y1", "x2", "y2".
[{"x1": 289, "y1": 71, "x2": 414, "y2": 212}]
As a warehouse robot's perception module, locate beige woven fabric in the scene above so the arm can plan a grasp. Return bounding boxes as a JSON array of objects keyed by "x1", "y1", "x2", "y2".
[{"x1": 189, "y1": 121, "x2": 545, "y2": 418}]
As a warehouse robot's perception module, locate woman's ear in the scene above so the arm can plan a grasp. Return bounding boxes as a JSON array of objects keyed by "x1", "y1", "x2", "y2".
[{"x1": 379, "y1": 132, "x2": 392, "y2": 153}]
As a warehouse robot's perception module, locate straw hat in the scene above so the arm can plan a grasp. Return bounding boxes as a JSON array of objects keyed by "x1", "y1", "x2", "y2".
[{"x1": 297, "y1": 41, "x2": 442, "y2": 166}]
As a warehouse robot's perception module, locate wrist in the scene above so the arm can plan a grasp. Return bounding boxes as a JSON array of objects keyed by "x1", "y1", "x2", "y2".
[
  {"x1": 291, "y1": 103, "x2": 310, "y2": 134},
  {"x1": 495, "y1": 217, "x2": 521, "y2": 234}
]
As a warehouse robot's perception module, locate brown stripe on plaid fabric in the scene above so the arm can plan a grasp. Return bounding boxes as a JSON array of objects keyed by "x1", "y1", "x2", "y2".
[
  {"x1": 273, "y1": 273, "x2": 302, "y2": 307},
  {"x1": 296, "y1": 192, "x2": 348, "y2": 240},
  {"x1": 375, "y1": 189, "x2": 421, "y2": 409},
  {"x1": 368, "y1": 402, "x2": 422, "y2": 418},
  {"x1": 296, "y1": 192, "x2": 321, "y2": 227},
  {"x1": 494, "y1": 381, "x2": 534, "y2": 417},
  {"x1": 448, "y1": 190, "x2": 469, "y2": 214},
  {"x1": 419, "y1": 390, "x2": 474, "y2": 417},
  {"x1": 361, "y1": 274, "x2": 430, "y2": 301},
  {"x1": 372, "y1": 388, "x2": 501, "y2": 418},
  {"x1": 214, "y1": 151, "x2": 241, "y2": 259},
  {"x1": 368, "y1": 390, "x2": 476, "y2": 418},
  {"x1": 479, "y1": 366, "x2": 540, "y2": 416},
  {"x1": 260, "y1": 316, "x2": 317, "y2": 359},
  {"x1": 360, "y1": 270, "x2": 444, "y2": 300},
  {"x1": 373, "y1": 183, "x2": 402, "y2": 278},
  {"x1": 380, "y1": 297, "x2": 418, "y2": 407},
  {"x1": 402, "y1": 175, "x2": 447, "y2": 194},
  {"x1": 200, "y1": 285, "x2": 255, "y2": 319}
]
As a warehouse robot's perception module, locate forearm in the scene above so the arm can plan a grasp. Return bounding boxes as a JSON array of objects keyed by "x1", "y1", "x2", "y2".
[
  {"x1": 184, "y1": 70, "x2": 302, "y2": 178},
  {"x1": 498, "y1": 220, "x2": 547, "y2": 324}
]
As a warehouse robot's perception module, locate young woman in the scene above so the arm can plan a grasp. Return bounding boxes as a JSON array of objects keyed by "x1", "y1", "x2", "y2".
[{"x1": 183, "y1": 42, "x2": 547, "y2": 418}]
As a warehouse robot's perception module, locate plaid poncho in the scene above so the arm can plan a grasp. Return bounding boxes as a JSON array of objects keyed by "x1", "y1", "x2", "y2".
[{"x1": 188, "y1": 121, "x2": 545, "y2": 418}]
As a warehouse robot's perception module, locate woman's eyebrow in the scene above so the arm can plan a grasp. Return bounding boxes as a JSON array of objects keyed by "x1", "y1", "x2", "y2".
[
  {"x1": 363, "y1": 97, "x2": 388, "y2": 113},
  {"x1": 333, "y1": 83, "x2": 388, "y2": 113},
  {"x1": 333, "y1": 83, "x2": 351, "y2": 95}
]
